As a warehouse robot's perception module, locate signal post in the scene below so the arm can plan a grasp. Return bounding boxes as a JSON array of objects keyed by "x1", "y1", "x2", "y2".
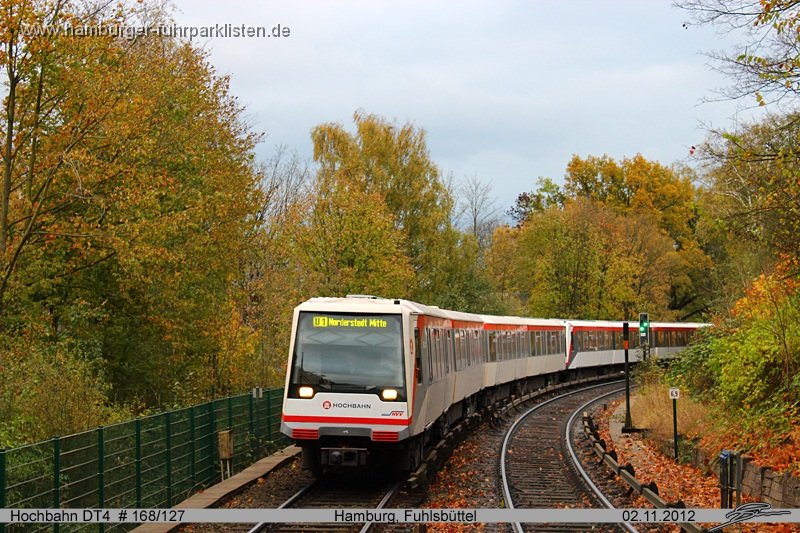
[{"x1": 622, "y1": 322, "x2": 634, "y2": 432}]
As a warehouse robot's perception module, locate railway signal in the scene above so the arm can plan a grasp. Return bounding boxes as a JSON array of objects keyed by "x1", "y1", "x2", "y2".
[
  {"x1": 639, "y1": 312, "x2": 650, "y2": 360},
  {"x1": 638, "y1": 313, "x2": 649, "y2": 340},
  {"x1": 622, "y1": 322, "x2": 634, "y2": 432}
]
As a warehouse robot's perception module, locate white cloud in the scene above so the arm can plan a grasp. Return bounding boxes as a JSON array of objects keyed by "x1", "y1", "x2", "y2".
[{"x1": 172, "y1": 0, "x2": 767, "y2": 211}]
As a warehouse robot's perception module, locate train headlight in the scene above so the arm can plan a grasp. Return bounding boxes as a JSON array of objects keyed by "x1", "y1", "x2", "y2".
[
  {"x1": 298, "y1": 386, "x2": 314, "y2": 398},
  {"x1": 381, "y1": 389, "x2": 398, "y2": 401}
]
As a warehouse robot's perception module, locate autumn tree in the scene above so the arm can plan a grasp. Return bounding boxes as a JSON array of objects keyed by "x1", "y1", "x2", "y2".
[
  {"x1": 454, "y1": 174, "x2": 502, "y2": 251},
  {"x1": 310, "y1": 112, "x2": 485, "y2": 307},
  {"x1": 239, "y1": 148, "x2": 312, "y2": 387},
  {"x1": 292, "y1": 178, "x2": 415, "y2": 298},
  {"x1": 0, "y1": 0, "x2": 264, "y2": 443},
  {"x1": 485, "y1": 225, "x2": 522, "y2": 314},
  {"x1": 500, "y1": 199, "x2": 679, "y2": 320},
  {"x1": 507, "y1": 177, "x2": 564, "y2": 226},
  {"x1": 679, "y1": 0, "x2": 800, "y2": 106},
  {"x1": 565, "y1": 154, "x2": 698, "y2": 245}
]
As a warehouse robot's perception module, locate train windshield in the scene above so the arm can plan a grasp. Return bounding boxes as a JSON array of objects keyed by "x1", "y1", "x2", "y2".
[{"x1": 290, "y1": 312, "x2": 405, "y2": 393}]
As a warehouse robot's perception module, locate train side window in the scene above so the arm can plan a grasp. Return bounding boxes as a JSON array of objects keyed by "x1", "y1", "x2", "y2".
[
  {"x1": 446, "y1": 329, "x2": 453, "y2": 372},
  {"x1": 521, "y1": 331, "x2": 526, "y2": 358},
  {"x1": 514, "y1": 331, "x2": 519, "y2": 359},
  {"x1": 463, "y1": 329, "x2": 469, "y2": 367},
  {"x1": 414, "y1": 327, "x2": 422, "y2": 385},
  {"x1": 498, "y1": 332, "x2": 504, "y2": 361},
  {"x1": 511, "y1": 331, "x2": 517, "y2": 359},
  {"x1": 456, "y1": 330, "x2": 460, "y2": 367},
  {"x1": 469, "y1": 329, "x2": 475, "y2": 366},
  {"x1": 464, "y1": 331, "x2": 469, "y2": 367},
  {"x1": 489, "y1": 331, "x2": 497, "y2": 362},
  {"x1": 453, "y1": 330, "x2": 460, "y2": 371},
  {"x1": 455, "y1": 330, "x2": 460, "y2": 369},
  {"x1": 432, "y1": 329, "x2": 440, "y2": 381},
  {"x1": 439, "y1": 329, "x2": 445, "y2": 377},
  {"x1": 426, "y1": 329, "x2": 433, "y2": 383}
]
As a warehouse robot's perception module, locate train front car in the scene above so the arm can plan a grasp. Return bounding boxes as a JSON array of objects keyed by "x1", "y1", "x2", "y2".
[{"x1": 280, "y1": 296, "x2": 413, "y2": 476}]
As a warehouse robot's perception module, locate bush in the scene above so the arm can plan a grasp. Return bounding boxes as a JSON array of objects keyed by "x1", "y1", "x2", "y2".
[{"x1": 0, "y1": 336, "x2": 131, "y2": 448}]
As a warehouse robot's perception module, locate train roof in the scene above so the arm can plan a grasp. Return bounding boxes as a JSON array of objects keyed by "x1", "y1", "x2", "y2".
[
  {"x1": 442, "y1": 308, "x2": 485, "y2": 324},
  {"x1": 295, "y1": 295, "x2": 454, "y2": 319},
  {"x1": 295, "y1": 297, "x2": 709, "y2": 330},
  {"x1": 565, "y1": 319, "x2": 709, "y2": 329}
]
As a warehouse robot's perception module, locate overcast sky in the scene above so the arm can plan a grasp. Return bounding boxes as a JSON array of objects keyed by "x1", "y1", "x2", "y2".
[{"x1": 170, "y1": 0, "x2": 764, "y2": 213}]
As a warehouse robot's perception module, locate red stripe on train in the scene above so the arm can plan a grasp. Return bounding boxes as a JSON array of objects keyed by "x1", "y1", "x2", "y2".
[{"x1": 282, "y1": 414, "x2": 412, "y2": 426}]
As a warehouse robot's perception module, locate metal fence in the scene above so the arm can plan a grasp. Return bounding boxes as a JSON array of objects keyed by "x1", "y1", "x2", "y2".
[{"x1": 0, "y1": 387, "x2": 289, "y2": 532}]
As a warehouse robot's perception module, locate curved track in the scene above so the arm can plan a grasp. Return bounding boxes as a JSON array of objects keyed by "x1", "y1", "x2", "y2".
[{"x1": 501, "y1": 382, "x2": 639, "y2": 533}]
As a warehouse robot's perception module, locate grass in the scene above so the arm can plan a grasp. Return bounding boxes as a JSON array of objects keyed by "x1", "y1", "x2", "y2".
[{"x1": 629, "y1": 364, "x2": 713, "y2": 443}]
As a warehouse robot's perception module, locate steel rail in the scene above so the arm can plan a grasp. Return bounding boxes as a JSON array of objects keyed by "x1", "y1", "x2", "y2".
[
  {"x1": 500, "y1": 380, "x2": 627, "y2": 533},
  {"x1": 245, "y1": 481, "x2": 316, "y2": 533},
  {"x1": 357, "y1": 479, "x2": 404, "y2": 533},
  {"x1": 565, "y1": 389, "x2": 641, "y2": 533}
]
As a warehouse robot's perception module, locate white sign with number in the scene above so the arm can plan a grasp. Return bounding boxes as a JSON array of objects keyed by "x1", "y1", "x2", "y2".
[{"x1": 669, "y1": 387, "x2": 680, "y2": 400}]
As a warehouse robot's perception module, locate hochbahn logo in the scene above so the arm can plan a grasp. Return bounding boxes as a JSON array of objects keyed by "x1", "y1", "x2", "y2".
[{"x1": 322, "y1": 401, "x2": 371, "y2": 409}]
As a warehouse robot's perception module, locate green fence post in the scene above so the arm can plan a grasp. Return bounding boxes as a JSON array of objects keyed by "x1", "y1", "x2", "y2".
[
  {"x1": 265, "y1": 390, "x2": 273, "y2": 443},
  {"x1": 248, "y1": 392, "x2": 255, "y2": 457},
  {"x1": 135, "y1": 419, "x2": 142, "y2": 508},
  {"x1": 227, "y1": 396, "x2": 233, "y2": 430},
  {"x1": 189, "y1": 406, "x2": 196, "y2": 489},
  {"x1": 165, "y1": 412, "x2": 172, "y2": 507},
  {"x1": 98, "y1": 426, "x2": 105, "y2": 533},
  {"x1": 1, "y1": 448, "x2": 6, "y2": 533},
  {"x1": 53, "y1": 437, "x2": 61, "y2": 533},
  {"x1": 209, "y1": 401, "x2": 217, "y2": 485},
  {"x1": 248, "y1": 393, "x2": 255, "y2": 436}
]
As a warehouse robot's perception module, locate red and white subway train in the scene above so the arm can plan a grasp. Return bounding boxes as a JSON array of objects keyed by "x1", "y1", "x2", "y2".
[{"x1": 280, "y1": 295, "x2": 705, "y2": 475}]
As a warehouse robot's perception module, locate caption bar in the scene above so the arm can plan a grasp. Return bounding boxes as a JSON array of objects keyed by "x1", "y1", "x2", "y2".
[{"x1": 1, "y1": 507, "x2": 799, "y2": 525}]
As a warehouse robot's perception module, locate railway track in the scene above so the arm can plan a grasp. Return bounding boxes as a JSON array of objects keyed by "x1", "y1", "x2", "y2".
[
  {"x1": 501, "y1": 382, "x2": 639, "y2": 533},
  {"x1": 181, "y1": 377, "x2": 644, "y2": 533},
  {"x1": 246, "y1": 470, "x2": 403, "y2": 533}
]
